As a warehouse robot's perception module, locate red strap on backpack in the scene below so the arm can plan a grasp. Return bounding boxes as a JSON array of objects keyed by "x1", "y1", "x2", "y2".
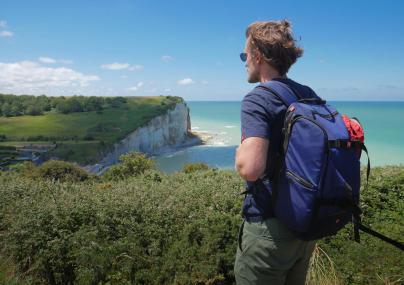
[{"x1": 342, "y1": 115, "x2": 364, "y2": 143}]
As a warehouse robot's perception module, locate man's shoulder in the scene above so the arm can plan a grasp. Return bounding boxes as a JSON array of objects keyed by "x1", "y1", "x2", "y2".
[
  {"x1": 243, "y1": 85, "x2": 284, "y2": 106},
  {"x1": 242, "y1": 84, "x2": 290, "y2": 118},
  {"x1": 245, "y1": 78, "x2": 319, "y2": 104},
  {"x1": 274, "y1": 78, "x2": 319, "y2": 99}
]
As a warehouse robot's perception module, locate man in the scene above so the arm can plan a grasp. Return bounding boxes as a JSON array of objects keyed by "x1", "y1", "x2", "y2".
[{"x1": 234, "y1": 20, "x2": 316, "y2": 285}]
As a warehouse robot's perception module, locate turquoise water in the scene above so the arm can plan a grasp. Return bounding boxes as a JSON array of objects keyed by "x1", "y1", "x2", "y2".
[{"x1": 154, "y1": 101, "x2": 404, "y2": 173}]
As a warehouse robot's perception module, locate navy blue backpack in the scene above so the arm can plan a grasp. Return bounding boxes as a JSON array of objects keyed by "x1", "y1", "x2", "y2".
[
  {"x1": 259, "y1": 81, "x2": 366, "y2": 241},
  {"x1": 239, "y1": 81, "x2": 404, "y2": 250},
  {"x1": 257, "y1": 81, "x2": 403, "y2": 251}
]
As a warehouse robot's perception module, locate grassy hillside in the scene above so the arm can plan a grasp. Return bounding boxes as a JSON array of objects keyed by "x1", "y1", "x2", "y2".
[
  {"x1": 0, "y1": 161, "x2": 402, "y2": 285},
  {"x1": 0, "y1": 96, "x2": 183, "y2": 164}
]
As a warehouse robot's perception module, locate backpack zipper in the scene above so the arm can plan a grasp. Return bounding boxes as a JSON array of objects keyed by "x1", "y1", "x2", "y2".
[
  {"x1": 282, "y1": 114, "x2": 329, "y2": 190},
  {"x1": 286, "y1": 170, "x2": 314, "y2": 189},
  {"x1": 283, "y1": 115, "x2": 329, "y2": 156}
]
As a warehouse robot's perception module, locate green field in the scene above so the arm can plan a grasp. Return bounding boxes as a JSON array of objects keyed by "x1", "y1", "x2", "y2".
[{"x1": 0, "y1": 96, "x2": 182, "y2": 164}]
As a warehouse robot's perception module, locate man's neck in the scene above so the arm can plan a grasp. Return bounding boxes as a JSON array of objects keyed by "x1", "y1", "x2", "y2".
[{"x1": 259, "y1": 67, "x2": 285, "y2": 83}]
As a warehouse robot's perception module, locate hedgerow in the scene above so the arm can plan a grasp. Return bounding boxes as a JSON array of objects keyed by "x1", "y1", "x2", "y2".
[{"x1": 0, "y1": 165, "x2": 402, "y2": 284}]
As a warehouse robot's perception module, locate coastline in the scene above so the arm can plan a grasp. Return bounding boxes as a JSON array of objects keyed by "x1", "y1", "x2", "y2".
[{"x1": 84, "y1": 130, "x2": 212, "y2": 175}]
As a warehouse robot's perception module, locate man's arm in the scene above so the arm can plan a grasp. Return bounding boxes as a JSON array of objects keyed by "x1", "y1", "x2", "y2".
[{"x1": 235, "y1": 136, "x2": 269, "y2": 181}]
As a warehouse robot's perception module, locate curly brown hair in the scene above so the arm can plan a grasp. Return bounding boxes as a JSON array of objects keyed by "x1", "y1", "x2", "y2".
[{"x1": 246, "y1": 20, "x2": 303, "y2": 75}]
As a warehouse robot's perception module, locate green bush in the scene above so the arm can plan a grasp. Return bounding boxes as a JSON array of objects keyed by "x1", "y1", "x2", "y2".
[
  {"x1": 0, "y1": 166, "x2": 402, "y2": 285},
  {"x1": 182, "y1": 162, "x2": 210, "y2": 173},
  {"x1": 34, "y1": 160, "x2": 89, "y2": 182},
  {"x1": 317, "y1": 166, "x2": 404, "y2": 285},
  {"x1": 8, "y1": 161, "x2": 36, "y2": 174},
  {"x1": 103, "y1": 152, "x2": 155, "y2": 181},
  {"x1": 0, "y1": 170, "x2": 244, "y2": 284}
]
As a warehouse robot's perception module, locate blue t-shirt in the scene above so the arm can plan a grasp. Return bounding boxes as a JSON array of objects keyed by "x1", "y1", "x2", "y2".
[{"x1": 240, "y1": 78, "x2": 318, "y2": 220}]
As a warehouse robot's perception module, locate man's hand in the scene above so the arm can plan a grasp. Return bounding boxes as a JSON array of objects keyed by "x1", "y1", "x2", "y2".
[{"x1": 235, "y1": 137, "x2": 269, "y2": 181}]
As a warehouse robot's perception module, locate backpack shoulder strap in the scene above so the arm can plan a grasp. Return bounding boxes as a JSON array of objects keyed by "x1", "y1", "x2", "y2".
[
  {"x1": 257, "y1": 80, "x2": 299, "y2": 107},
  {"x1": 254, "y1": 81, "x2": 300, "y2": 203}
]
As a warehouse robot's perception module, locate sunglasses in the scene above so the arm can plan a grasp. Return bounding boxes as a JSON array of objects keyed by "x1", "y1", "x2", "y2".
[{"x1": 240, "y1": 53, "x2": 247, "y2": 62}]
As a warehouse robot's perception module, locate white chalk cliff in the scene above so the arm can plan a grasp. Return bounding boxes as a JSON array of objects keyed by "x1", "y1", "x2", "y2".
[{"x1": 86, "y1": 102, "x2": 200, "y2": 173}]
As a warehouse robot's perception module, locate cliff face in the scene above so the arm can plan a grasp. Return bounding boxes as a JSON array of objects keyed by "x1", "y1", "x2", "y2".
[{"x1": 88, "y1": 102, "x2": 196, "y2": 172}]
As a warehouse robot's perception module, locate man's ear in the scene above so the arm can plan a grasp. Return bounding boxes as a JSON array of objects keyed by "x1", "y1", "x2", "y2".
[{"x1": 253, "y1": 50, "x2": 262, "y2": 64}]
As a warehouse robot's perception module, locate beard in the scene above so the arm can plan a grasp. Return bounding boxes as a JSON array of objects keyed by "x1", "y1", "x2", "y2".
[{"x1": 247, "y1": 69, "x2": 260, "y2": 83}]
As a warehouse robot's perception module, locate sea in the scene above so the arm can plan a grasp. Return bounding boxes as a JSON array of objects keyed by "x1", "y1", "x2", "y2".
[{"x1": 154, "y1": 101, "x2": 404, "y2": 173}]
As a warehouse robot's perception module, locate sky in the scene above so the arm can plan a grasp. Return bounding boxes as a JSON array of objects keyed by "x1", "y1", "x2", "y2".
[{"x1": 1, "y1": 0, "x2": 404, "y2": 101}]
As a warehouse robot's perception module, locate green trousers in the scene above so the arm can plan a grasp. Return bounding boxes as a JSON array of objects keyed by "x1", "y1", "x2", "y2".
[{"x1": 234, "y1": 218, "x2": 316, "y2": 285}]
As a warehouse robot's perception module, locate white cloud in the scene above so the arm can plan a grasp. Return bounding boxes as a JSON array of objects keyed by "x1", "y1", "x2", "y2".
[
  {"x1": 127, "y1": 81, "x2": 144, "y2": 92},
  {"x1": 0, "y1": 21, "x2": 13, "y2": 38},
  {"x1": 128, "y1": 86, "x2": 139, "y2": 92},
  {"x1": 201, "y1": 80, "x2": 209, "y2": 84},
  {"x1": 177, "y1": 78, "x2": 195, "y2": 85},
  {"x1": 38, "y1": 57, "x2": 73, "y2": 65},
  {"x1": 0, "y1": 61, "x2": 100, "y2": 93},
  {"x1": 164, "y1": 88, "x2": 171, "y2": 92},
  {"x1": 101, "y1": 62, "x2": 130, "y2": 70},
  {"x1": 161, "y1": 55, "x2": 174, "y2": 62},
  {"x1": 38, "y1": 57, "x2": 56, "y2": 64},
  {"x1": 101, "y1": 62, "x2": 143, "y2": 71},
  {"x1": 128, "y1": 64, "x2": 143, "y2": 71},
  {"x1": 0, "y1": 31, "x2": 13, "y2": 37}
]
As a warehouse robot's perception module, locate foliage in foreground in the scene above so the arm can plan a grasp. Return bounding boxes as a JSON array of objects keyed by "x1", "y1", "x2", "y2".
[
  {"x1": 0, "y1": 164, "x2": 403, "y2": 284},
  {"x1": 103, "y1": 152, "x2": 156, "y2": 181},
  {"x1": 182, "y1": 163, "x2": 210, "y2": 174},
  {"x1": 23, "y1": 160, "x2": 90, "y2": 182}
]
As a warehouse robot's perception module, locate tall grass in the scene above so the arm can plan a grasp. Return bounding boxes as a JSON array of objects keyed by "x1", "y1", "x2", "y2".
[{"x1": 306, "y1": 245, "x2": 342, "y2": 285}]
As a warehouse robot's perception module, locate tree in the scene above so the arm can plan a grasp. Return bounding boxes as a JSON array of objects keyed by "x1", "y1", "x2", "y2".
[
  {"x1": 10, "y1": 101, "x2": 24, "y2": 116},
  {"x1": 56, "y1": 98, "x2": 83, "y2": 114},
  {"x1": 1, "y1": 103, "x2": 12, "y2": 117},
  {"x1": 103, "y1": 152, "x2": 155, "y2": 180},
  {"x1": 84, "y1": 96, "x2": 103, "y2": 112},
  {"x1": 26, "y1": 105, "x2": 43, "y2": 116},
  {"x1": 37, "y1": 95, "x2": 51, "y2": 112},
  {"x1": 56, "y1": 101, "x2": 70, "y2": 114},
  {"x1": 110, "y1": 97, "x2": 127, "y2": 108},
  {"x1": 66, "y1": 97, "x2": 83, "y2": 113}
]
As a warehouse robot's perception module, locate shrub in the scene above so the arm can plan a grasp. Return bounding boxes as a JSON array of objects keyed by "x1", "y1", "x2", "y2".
[
  {"x1": 0, "y1": 170, "x2": 244, "y2": 284},
  {"x1": 25, "y1": 105, "x2": 43, "y2": 116},
  {"x1": 182, "y1": 162, "x2": 210, "y2": 173},
  {"x1": 34, "y1": 160, "x2": 89, "y2": 182},
  {"x1": 9, "y1": 161, "x2": 36, "y2": 175},
  {"x1": 103, "y1": 152, "x2": 155, "y2": 180},
  {"x1": 0, "y1": 167, "x2": 402, "y2": 285}
]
